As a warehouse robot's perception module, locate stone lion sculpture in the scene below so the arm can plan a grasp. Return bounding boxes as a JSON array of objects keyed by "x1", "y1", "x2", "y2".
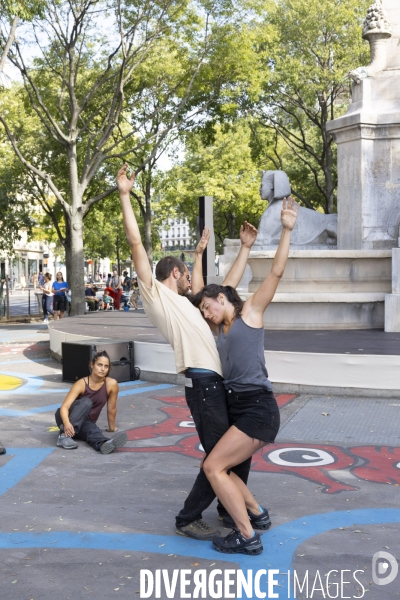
[{"x1": 254, "y1": 170, "x2": 338, "y2": 248}]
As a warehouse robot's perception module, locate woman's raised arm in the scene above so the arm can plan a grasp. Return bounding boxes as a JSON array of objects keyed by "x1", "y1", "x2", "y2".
[{"x1": 244, "y1": 197, "x2": 299, "y2": 325}]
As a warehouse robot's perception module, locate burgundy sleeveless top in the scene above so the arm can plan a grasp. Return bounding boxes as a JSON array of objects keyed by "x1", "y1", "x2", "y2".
[{"x1": 78, "y1": 378, "x2": 108, "y2": 423}]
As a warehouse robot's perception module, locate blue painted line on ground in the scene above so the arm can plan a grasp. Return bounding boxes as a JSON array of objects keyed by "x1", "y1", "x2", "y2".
[
  {"x1": 118, "y1": 383, "x2": 174, "y2": 396},
  {"x1": 118, "y1": 380, "x2": 148, "y2": 387},
  {"x1": 0, "y1": 448, "x2": 399, "y2": 597},
  {"x1": 0, "y1": 509, "x2": 399, "y2": 598},
  {"x1": 0, "y1": 370, "x2": 67, "y2": 395},
  {"x1": 0, "y1": 380, "x2": 174, "y2": 417},
  {"x1": 0, "y1": 370, "x2": 44, "y2": 395},
  {"x1": 0, "y1": 404, "x2": 61, "y2": 417},
  {"x1": 0, "y1": 448, "x2": 54, "y2": 496}
]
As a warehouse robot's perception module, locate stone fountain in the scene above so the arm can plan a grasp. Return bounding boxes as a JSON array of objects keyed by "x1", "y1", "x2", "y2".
[{"x1": 219, "y1": 0, "x2": 400, "y2": 330}]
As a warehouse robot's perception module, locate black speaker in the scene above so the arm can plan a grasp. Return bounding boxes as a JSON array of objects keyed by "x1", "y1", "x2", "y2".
[{"x1": 62, "y1": 339, "x2": 134, "y2": 383}]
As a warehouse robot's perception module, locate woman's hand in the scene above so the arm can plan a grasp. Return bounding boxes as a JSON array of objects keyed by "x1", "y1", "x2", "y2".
[
  {"x1": 281, "y1": 196, "x2": 299, "y2": 231},
  {"x1": 63, "y1": 421, "x2": 75, "y2": 437},
  {"x1": 117, "y1": 163, "x2": 135, "y2": 195},
  {"x1": 195, "y1": 227, "x2": 210, "y2": 255},
  {"x1": 239, "y1": 221, "x2": 258, "y2": 248}
]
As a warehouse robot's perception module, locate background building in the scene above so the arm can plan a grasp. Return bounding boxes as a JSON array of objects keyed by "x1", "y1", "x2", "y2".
[
  {"x1": 0, "y1": 232, "x2": 59, "y2": 290},
  {"x1": 160, "y1": 217, "x2": 195, "y2": 257}
]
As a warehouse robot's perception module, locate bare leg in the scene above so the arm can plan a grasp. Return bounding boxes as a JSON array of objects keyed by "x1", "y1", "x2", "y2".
[
  {"x1": 229, "y1": 472, "x2": 261, "y2": 515},
  {"x1": 203, "y1": 426, "x2": 266, "y2": 538}
]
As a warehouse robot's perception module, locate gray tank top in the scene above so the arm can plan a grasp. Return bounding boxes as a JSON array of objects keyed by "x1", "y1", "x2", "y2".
[{"x1": 217, "y1": 317, "x2": 273, "y2": 392}]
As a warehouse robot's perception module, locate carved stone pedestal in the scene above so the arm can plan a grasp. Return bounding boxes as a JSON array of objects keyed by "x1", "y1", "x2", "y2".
[
  {"x1": 385, "y1": 248, "x2": 400, "y2": 331},
  {"x1": 327, "y1": 70, "x2": 400, "y2": 250},
  {"x1": 219, "y1": 247, "x2": 392, "y2": 330}
]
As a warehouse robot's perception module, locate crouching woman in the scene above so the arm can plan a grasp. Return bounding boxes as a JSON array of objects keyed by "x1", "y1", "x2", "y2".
[{"x1": 55, "y1": 350, "x2": 127, "y2": 454}]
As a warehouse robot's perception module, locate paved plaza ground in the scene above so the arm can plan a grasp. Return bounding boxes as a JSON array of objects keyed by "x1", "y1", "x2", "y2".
[{"x1": 0, "y1": 322, "x2": 399, "y2": 599}]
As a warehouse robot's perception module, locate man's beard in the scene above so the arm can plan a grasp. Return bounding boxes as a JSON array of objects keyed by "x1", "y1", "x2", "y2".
[{"x1": 177, "y1": 279, "x2": 190, "y2": 297}]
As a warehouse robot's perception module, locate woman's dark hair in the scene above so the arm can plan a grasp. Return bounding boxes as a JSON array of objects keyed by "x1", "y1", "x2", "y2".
[
  {"x1": 192, "y1": 284, "x2": 244, "y2": 319},
  {"x1": 90, "y1": 350, "x2": 111, "y2": 375},
  {"x1": 155, "y1": 256, "x2": 186, "y2": 281},
  {"x1": 44, "y1": 273, "x2": 52, "y2": 280},
  {"x1": 56, "y1": 272, "x2": 64, "y2": 281}
]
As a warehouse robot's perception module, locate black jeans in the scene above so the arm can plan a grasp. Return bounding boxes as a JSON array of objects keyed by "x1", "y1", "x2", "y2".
[
  {"x1": 55, "y1": 397, "x2": 109, "y2": 452},
  {"x1": 175, "y1": 375, "x2": 251, "y2": 527}
]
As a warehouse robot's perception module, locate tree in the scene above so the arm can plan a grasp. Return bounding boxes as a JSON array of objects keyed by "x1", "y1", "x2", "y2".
[
  {"x1": 158, "y1": 122, "x2": 266, "y2": 251},
  {"x1": 0, "y1": 0, "x2": 45, "y2": 253},
  {"x1": 0, "y1": 0, "x2": 214, "y2": 314},
  {"x1": 252, "y1": 0, "x2": 371, "y2": 213}
]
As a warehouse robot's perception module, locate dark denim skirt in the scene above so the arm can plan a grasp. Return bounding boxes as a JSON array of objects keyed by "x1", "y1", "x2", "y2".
[{"x1": 226, "y1": 388, "x2": 280, "y2": 443}]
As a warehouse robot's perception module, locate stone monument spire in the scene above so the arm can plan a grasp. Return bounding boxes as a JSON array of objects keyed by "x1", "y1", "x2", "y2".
[
  {"x1": 383, "y1": 0, "x2": 400, "y2": 70},
  {"x1": 327, "y1": 0, "x2": 400, "y2": 330},
  {"x1": 350, "y1": 0, "x2": 391, "y2": 82},
  {"x1": 327, "y1": 0, "x2": 400, "y2": 251}
]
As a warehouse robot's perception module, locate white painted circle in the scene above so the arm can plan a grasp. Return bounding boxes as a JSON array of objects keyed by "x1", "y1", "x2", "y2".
[{"x1": 268, "y1": 447, "x2": 335, "y2": 467}]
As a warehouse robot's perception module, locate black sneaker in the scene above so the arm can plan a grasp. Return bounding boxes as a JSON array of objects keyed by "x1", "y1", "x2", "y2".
[
  {"x1": 0, "y1": 441, "x2": 5, "y2": 455},
  {"x1": 176, "y1": 519, "x2": 220, "y2": 541},
  {"x1": 212, "y1": 529, "x2": 263, "y2": 555},
  {"x1": 222, "y1": 507, "x2": 271, "y2": 530}
]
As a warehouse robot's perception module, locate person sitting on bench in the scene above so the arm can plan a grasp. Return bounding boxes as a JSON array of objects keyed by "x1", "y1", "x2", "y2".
[{"x1": 85, "y1": 284, "x2": 99, "y2": 311}]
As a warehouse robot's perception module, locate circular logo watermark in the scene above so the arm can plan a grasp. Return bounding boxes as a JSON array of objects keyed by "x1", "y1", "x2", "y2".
[{"x1": 372, "y1": 551, "x2": 398, "y2": 586}]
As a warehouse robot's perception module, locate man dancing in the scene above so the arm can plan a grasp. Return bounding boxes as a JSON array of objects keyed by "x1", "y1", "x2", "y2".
[{"x1": 118, "y1": 164, "x2": 259, "y2": 540}]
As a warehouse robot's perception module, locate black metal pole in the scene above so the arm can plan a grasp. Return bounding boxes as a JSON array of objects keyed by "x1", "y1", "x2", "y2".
[
  {"x1": 198, "y1": 196, "x2": 207, "y2": 284},
  {"x1": 28, "y1": 289, "x2": 31, "y2": 316}
]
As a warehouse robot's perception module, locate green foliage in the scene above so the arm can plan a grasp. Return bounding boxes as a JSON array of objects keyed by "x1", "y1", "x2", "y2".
[
  {"x1": 157, "y1": 122, "x2": 265, "y2": 251},
  {"x1": 252, "y1": 0, "x2": 372, "y2": 213},
  {"x1": 0, "y1": 0, "x2": 45, "y2": 20}
]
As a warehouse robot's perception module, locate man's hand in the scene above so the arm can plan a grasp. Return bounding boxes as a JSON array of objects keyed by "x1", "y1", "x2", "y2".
[
  {"x1": 117, "y1": 163, "x2": 135, "y2": 195},
  {"x1": 239, "y1": 221, "x2": 258, "y2": 249},
  {"x1": 281, "y1": 196, "x2": 299, "y2": 231},
  {"x1": 63, "y1": 421, "x2": 75, "y2": 437},
  {"x1": 195, "y1": 227, "x2": 210, "y2": 255}
]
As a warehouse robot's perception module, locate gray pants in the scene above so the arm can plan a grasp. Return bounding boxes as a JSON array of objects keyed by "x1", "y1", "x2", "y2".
[{"x1": 55, "y1": 397, "x2": 109, "y2": 452}]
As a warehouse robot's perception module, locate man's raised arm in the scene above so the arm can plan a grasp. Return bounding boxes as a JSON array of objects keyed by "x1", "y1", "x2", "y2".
[
  {"x1": 222, "y1": 221, "x2": 258, "y2": 287},
  {"x1": 117, "y1": 164, "x2": 152, "y2": 288}
]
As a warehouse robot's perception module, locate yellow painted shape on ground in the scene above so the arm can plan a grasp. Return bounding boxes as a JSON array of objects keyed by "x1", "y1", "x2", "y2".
[{"x1": 0, "y1": 374, "x2": 23, "y2": 390}]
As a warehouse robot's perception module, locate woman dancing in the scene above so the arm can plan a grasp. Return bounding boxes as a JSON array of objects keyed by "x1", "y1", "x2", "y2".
[{"x1": 192, "y1": 196, "x2": 299, "y2": 555}]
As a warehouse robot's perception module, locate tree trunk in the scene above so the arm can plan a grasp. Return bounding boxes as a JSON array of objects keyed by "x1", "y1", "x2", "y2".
[
  {"x1": 66, "y1": 210, "x2": 86, "y2": 316},
  {"x1": 228, "y1": 212, "x2": 236, "y2": 239},
  {"x1": 144, "y1": 178, "x2": 153, "y2": 266}
]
